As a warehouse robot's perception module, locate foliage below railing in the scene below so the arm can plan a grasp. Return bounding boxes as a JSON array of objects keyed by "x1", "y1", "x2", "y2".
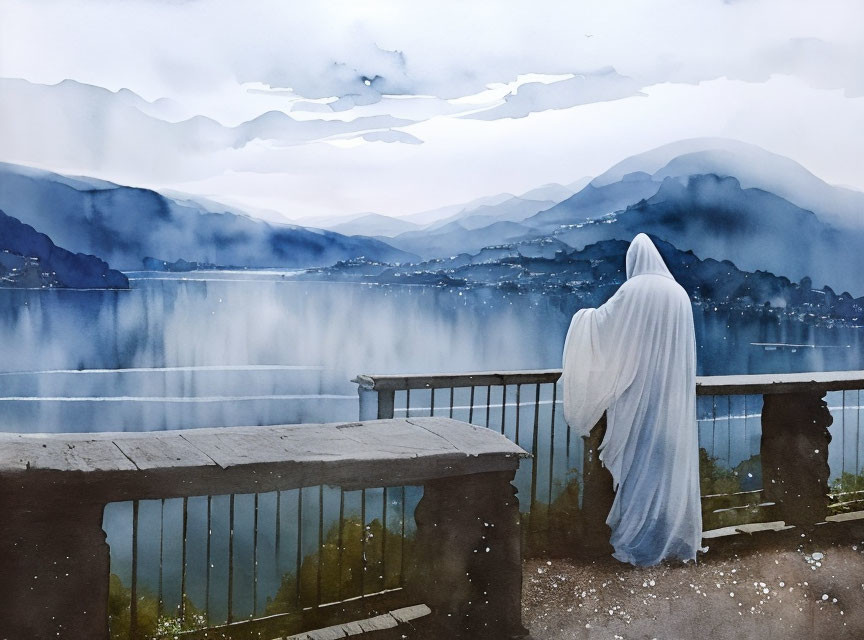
[
  {"x1": 107, "y1": 515, "x2": 418, "y2": 640},
  {"x1": 109, "y1": 575, "x2": 206, "y2": 640},
  {"x1": 700, "y1": 449, "x2": 762, "y2": 495},
  {"x1": 265, "y1": 516, "x2": 415, "y2": 615},
  {"x1": 830, "y1": 472, "x2": 864, "y2": 513}
]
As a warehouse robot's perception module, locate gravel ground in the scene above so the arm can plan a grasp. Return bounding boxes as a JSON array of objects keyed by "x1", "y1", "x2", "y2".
[{"x1": 522, "y1": 519, "x2": 864, "y2": 640}]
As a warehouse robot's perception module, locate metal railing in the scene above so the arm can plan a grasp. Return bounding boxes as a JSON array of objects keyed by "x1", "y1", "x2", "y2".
[
  {"x1": 354, "y1": 369, "x2": 864, "y2": 548},
  {"x1": 105, "y1": 485, "x2": 421, "y2": 639}
]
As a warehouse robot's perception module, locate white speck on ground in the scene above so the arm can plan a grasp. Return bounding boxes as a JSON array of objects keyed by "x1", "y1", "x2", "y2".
[{"x1": 522, "y1": 520, "x2": 864, "y2": 639}]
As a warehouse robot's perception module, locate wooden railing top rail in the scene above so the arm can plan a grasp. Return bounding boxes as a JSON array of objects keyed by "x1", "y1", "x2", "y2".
[
  {"x1": 0, "y1": 417, "x2": 527, "y2": 503},
  {"x1": 353, "y1": 369, "x2": 864, "y2": 396},
  {"x1": 353, "y1": 369, "x2": 562, "y2": 391}
]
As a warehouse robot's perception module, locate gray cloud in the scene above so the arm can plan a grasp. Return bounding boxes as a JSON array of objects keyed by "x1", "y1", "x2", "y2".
[
  {"x1": 5, "y1": 0, "x2": 861, "y2": 112},
  {"x1": 0, "y1": 78, "x2": 419, "y2": 181},
  {"x1": 461, "y1": 68, "x2": 643, "y2": 120}
]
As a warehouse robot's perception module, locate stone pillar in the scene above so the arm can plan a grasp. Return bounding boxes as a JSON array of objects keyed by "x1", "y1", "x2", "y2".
[
  {"x1": 761, "y1": 392, "x2": 833, "y2": 526},
  {"x1": 0, "y1": 490, "x2": 110, "y2": 640},
  {"x1": 409, "y1": 470, "x2": 528, "y2": 639},
  {"x1": 580, "y1": 414, "x2": 615, "y2": 556}
]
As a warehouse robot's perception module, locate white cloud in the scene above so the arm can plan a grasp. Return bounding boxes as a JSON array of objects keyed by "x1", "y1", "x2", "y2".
[{"x1": 0, "y1": 0, "x2": 862, "y2": 219}]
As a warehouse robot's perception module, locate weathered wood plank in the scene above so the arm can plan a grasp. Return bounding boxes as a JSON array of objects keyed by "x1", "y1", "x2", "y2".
[
  {"x1": 113, "y1": 435, "x2": 217, "y2": 470},
  {"x1": 180, "y1": 419, "x2": 465, "y2": 469},
  {"x1": 0, "y1": 434, "x2": 137, "y2": 472},
  {"x1": 390, "y1": 604, "x2": 432, "y2": 624},
  {"x1": 281, "y1": 605, "x2": 430, "y2": 639},
  {"x1": 353, "y1": 369, "x2": 562, "y2": 391},
  {"x1": 356, "y1": 613, "x2": 398, "y2": 633},
  {"x1": 404, "y1": 418, "x2": 528, "y2": 458},
  {"x1": 303, "y1": 625, "x2": 347, "y2": 640},
  {"x1": 696, "y1": 369, "x2": 864, "y2": 395},
  {"x1": 354, "y1": 369, "x2": 864, "y2": 395},
  {"x1": 0, "y1": 419, "x2": 528, "y2": 503}
]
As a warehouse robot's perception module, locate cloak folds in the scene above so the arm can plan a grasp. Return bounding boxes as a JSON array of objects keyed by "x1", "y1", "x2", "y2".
[{"x1": 560, "y1": 234, "x2": 701, "y2": 565}]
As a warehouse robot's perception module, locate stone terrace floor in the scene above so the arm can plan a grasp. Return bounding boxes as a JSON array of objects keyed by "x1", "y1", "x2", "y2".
[{"x1": 522, "y1": 515, "x2": 864, "y2": 640}]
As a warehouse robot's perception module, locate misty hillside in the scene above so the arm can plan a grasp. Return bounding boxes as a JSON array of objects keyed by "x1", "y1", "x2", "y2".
[
  {"x1": 328, "y1": 213, "x2": 421, "y2": 237},
  {"x1": 0, "y1": 209, "x2": 128, "y2": 288},
  {"x1": 592, "y1": 138, "x2": 864, "y2": 231},
  {"x1": 523, "y1": 171, "x2": 660, "y2": 231},
  {"x1": 301, "y1": 235, "x2": 864, "y2": 324},
  {"x1": 550, "y1": 174, "x2": 864, "y2": 296},
  {"x1": 0, "y1": 163, "x2": 416, "y2": 270},
  {"x1": 374, "y1": 140, "x2": 864, "y2": 296}
]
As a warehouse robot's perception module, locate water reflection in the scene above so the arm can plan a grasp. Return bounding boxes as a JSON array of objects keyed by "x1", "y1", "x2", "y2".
[{"x1": 1, "y1": 273, "x2": 862, "y2": 433}]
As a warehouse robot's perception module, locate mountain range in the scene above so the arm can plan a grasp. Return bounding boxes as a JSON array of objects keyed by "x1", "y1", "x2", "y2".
[
  {"x1": 0, "y1": 162, "x2": 415, "y2": 273},
  {"x1": 364, "y1": 138, "x2": 864, "y2": 295},
  {"x1": 1, "y1": 137, "x2": 861, "y2": 298}
]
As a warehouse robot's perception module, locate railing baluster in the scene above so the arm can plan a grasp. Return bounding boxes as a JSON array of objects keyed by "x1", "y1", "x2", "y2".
[
  {"x1": 550, "y1": 383, "x2": 558, "y2": 509},
  {"x1": 405, "y1": 389, "x2": 411, "y2": 418},
  {"x1": 843, "y1": 390, "x2": 847, "y2": 477},
  {"x1": 500, "y1": 384, "x2": 507, "y2": 435},
  {"x1": 430, "y1": 387, "x2": 435, "y2": 416},
  {"x1": 548, "y1": 390, "x2": 556, "y2": 507},
  {"x1": 515, "y1": 384, "x2": 521, "y2": 444},
  {"x1": 468, "y1": 385, "x2": 475, "y2": 423},
  {"x1": 382, "y1": 486, "x2": 388, "y2": 590},
  {"x1": 130, "y1": 500, "x2": 139, "y2": 640},
  {"x1": 399, "y1": 486, "x2": 406, "y2": 588},
  {"x1": 855, "y1": 389, "x2": 861, "y2": 489},
  {"x1": 227, "y1": 494, "x2": 235, "y2": 624},
  {"x1": 727, "y1": 395, "x2": 732, "y2": 468},
  {"x1": 337, "y1": 488, "x2": 345, "y2": 601},
  {"x1": 529, "y1": 385, "x2": 541, "y2": 513},
  {"x1": 565, "y1": 404, "x2": 572, "y2": 472},
  {"x1": 295, "y1": 488, "x2": 303, "y2": 611},
  {"x1": 377, "y1": 389, "x2": 396, "y2": 419},
  {"x1": 158, "y1": 498, "x2": 164, "y2": 619},
  {"x1": 253, "y1": 493, "x2": 259, "y2": 617},
  {"x1": 275, "y1": 490, "x2": 281, "y2": 569},
  {"x1": 316, "y1": 485, "x2": 324, "y2": 607},
  {"x1": 485, "y1": 385, "x2": 492, "y2": 428},
  {"x1": 712, "y1": 394, "x2": 717, "y2": 458},
  {"x1": 449, "y1": 387, "x2": 455, "y2": 419},
  {"x1": 743, "y1": 394, "x2": 748, "y2": 458},
  {"x1": 205, "y1": 495, "x2": 211, "y2": 625},
  {"x1": 180, "y1": 496, "x2": 188, "y2": 622},
  {"x1": 360, "y1": 488, "x2": 367, "y2": 597}
]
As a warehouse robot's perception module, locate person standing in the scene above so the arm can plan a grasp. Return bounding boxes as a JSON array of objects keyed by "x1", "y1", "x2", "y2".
[{"x1": 560, "y1": 233, "x2": 701, "y2": 566}]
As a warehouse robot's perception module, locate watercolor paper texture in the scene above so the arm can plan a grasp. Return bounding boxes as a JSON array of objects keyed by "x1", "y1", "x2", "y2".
[{"x1": 1, "y1": 1, "x2": 863, "y2": 638}]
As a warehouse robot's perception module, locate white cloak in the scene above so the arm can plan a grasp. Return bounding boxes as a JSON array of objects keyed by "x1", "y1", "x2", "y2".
[{"x1": 560, "y1": 233, "x2": 701, "y2": 565}]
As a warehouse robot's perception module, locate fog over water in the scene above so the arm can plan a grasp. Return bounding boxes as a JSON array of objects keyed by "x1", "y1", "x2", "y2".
[{"x1": 1, "y1": 271, "x2": 863, "y2": 433}]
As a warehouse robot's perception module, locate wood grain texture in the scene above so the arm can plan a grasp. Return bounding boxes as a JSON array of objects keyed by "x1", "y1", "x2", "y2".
[
  {"x1": 0, "y1": 418, "x2": 528, "y2": 503},
  {"x1": 354, "y1": 369, "x2": 864, "y2": 396}
]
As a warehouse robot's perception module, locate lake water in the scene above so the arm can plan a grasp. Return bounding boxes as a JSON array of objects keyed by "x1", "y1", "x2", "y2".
[{"x1": 1, "y1": 270, "x2": 863, "y2": 433}]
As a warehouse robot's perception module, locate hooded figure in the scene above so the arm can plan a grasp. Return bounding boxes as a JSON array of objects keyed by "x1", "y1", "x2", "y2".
[{"x1": 560, "y1": 233, "x2": 701, "y2": 566}]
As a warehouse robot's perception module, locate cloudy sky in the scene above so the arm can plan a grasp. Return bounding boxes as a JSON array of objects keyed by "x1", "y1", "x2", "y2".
[{"x1": 1, "y1": 0, "x2": 862, "y2": 221}]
